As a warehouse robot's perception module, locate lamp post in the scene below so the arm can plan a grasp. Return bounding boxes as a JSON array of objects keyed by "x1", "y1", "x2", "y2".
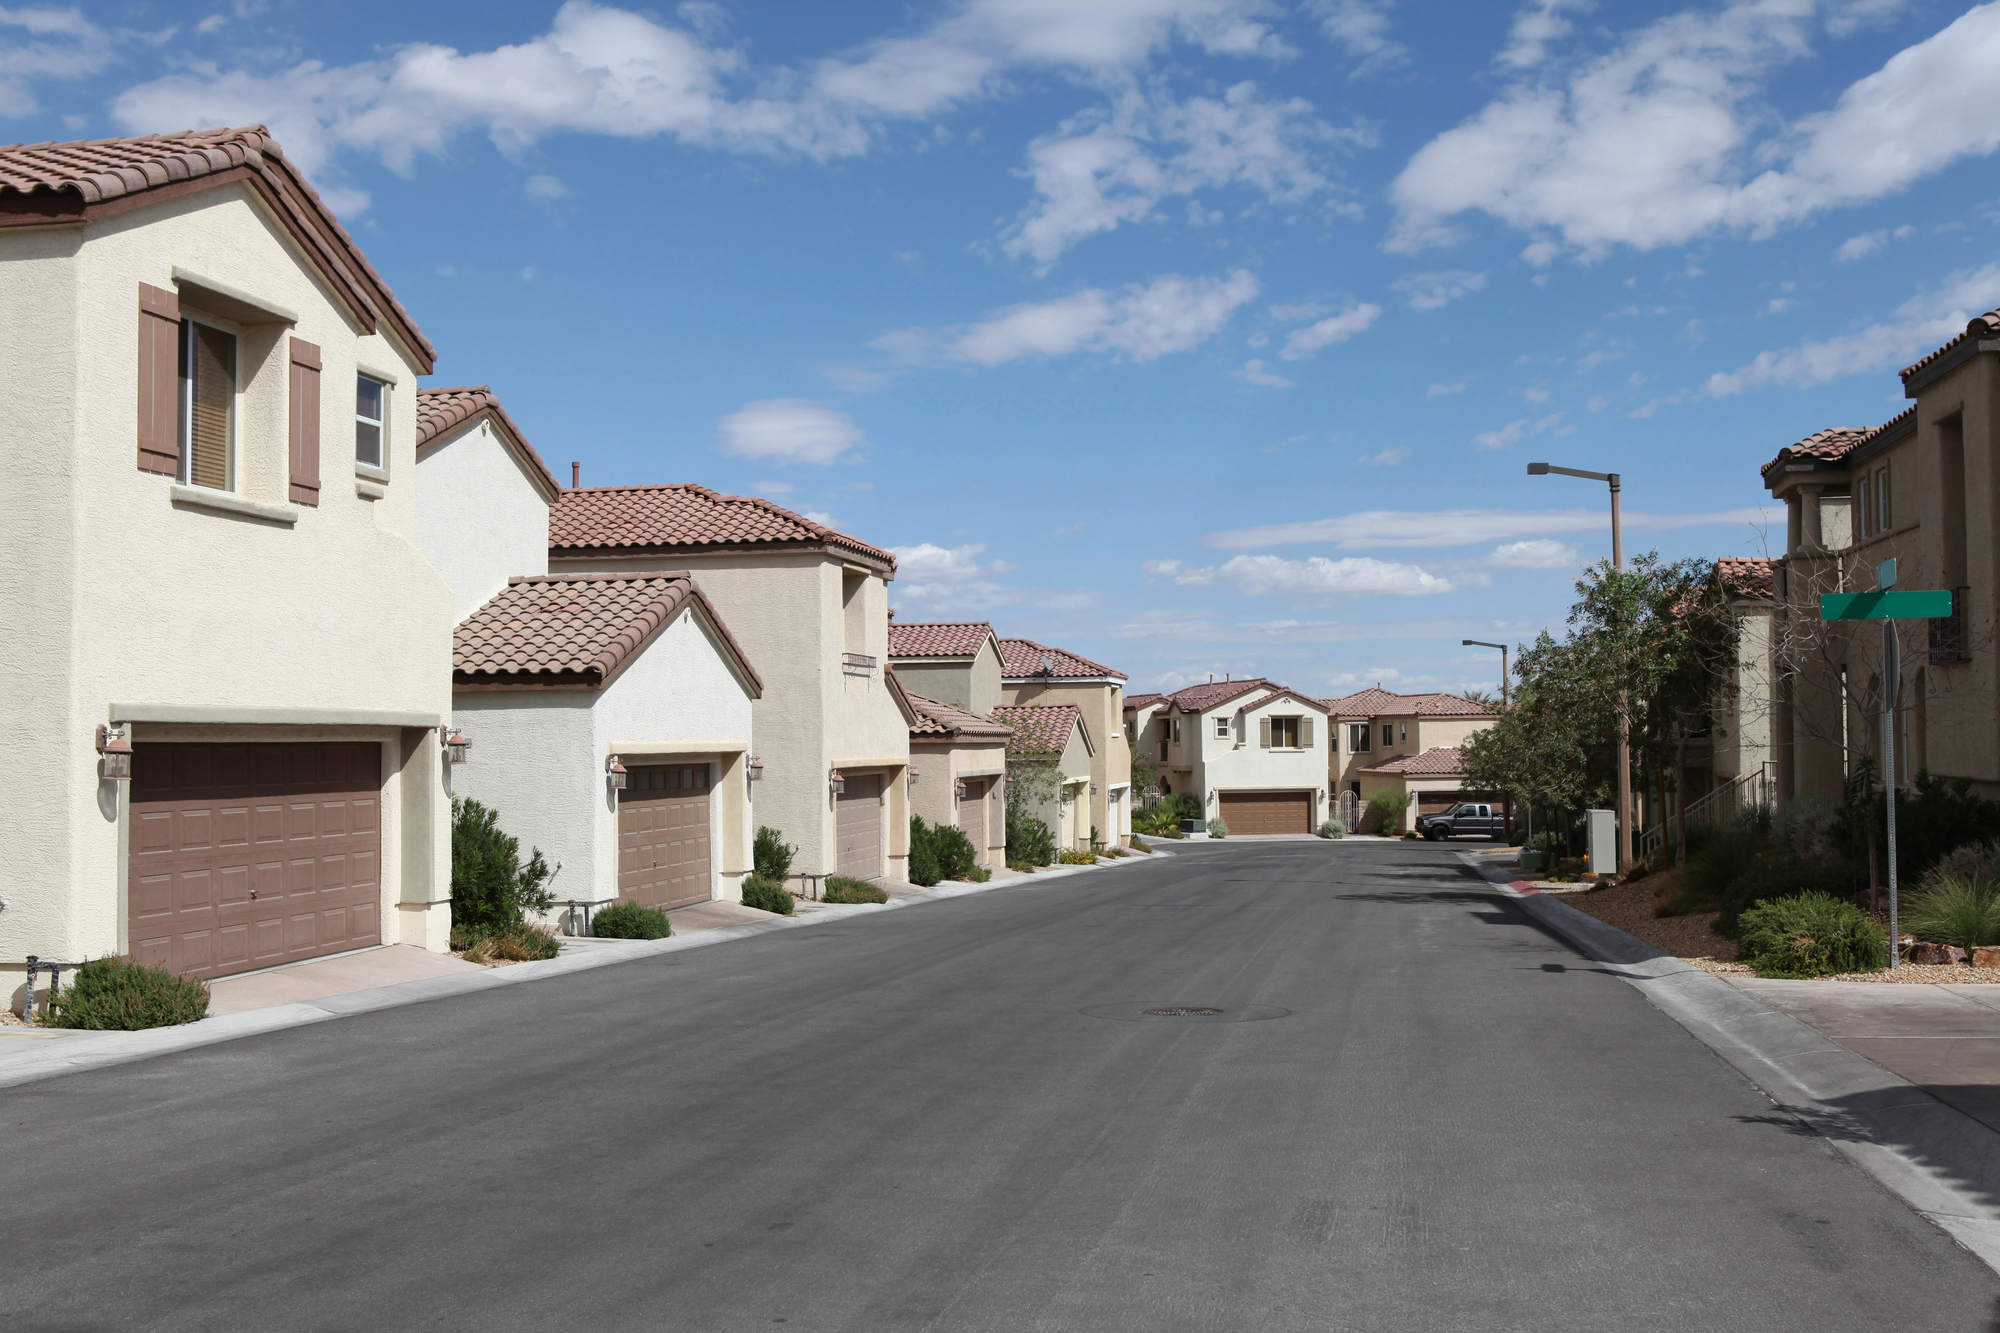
[
  {"x1": 1527, "y1": 461, "x2": 1631, "y2": 874},
  {"x1": 1461, "y1": 640, "x2": 1509, "y2": 704}
]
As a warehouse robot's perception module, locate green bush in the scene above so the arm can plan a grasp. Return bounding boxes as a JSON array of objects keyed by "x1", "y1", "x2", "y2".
[
  {"x1": 1207, "y1": 815, "x2": 1230, "y2": 839},
  {"x1": 1715, "y1": 853, "x2": 1857, "y2": 936},
  {"x1": 1059, "y1": 849, "x2": 1098, "y2": 864},
  {"x1": 591, "y1": 901, "x2": 672, "y2": 939},
  {"x1": 1736, "y1": 893, "x2": 1888, "y2": 978},
  {"x1": 1159, "y1": 792, "x2": 1203, "y2": 823},
  {"x1": 754, "y1": 826, "x2": 796, "y2": 885},
  {"x1": 824, "y1": 875, "x2": 887, "y2": 904},
  {"x1": 1007, "y1": 806, "x2": 1056, "y2": 867},
  {"x1": 1659, "y1": 827, "x2": 1767, "y2": 917},
  {"x1": 1363, "y1": 791, "x2": 1410, "y2": 835},
  {"x1": 908, "y1": 816, "x2": 942, "y2": 887},
  {"x1": 931, "y1": 822, "x2": 979, "y2": 879},
  {"x1": 451, "y1": 796, "x2": 555, "y2": 936},
  {"x1": 52, "y1": 956, "x2": 210, "y2": 1030},
  {"x1": 1318, "y1": 818, "x2": 1346, "y2": 839},
  {"x1": 740, "y1": 875, "x2": 794, "y2": 915},
  {"x1": 1903, "y1": 874, "x2": 2000, "y2": 949},
  {"x1": 964, "y1": 863, "x2": 993, "y2": 881}
]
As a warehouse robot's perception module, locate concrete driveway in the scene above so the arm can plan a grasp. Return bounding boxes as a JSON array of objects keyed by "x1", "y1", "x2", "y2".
[{"x1": 3, "y1": 839, "x2": 1995, "y2": 1331}]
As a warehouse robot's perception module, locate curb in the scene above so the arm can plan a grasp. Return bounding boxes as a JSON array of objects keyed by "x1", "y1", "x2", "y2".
[
  {"x1": 1457, "y1": 854, "x2": 2000, "y2": 1274},
  {"x1": 0, "y1": 846, "x2": 1173, "y2": 1092}
]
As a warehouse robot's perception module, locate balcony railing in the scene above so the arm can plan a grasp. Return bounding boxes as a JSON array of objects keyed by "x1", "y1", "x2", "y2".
[{"x1": 842, "y1": 652, "x2": 878, "y2": 677}]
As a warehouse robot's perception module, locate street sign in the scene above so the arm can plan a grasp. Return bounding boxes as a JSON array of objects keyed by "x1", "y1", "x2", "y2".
[
  {"x1": 1877, "y1": 558, "x2": 1897, "y2": 590},
  {"x1": 1819, "y1": 589, "x2": 1951, "y2": 621}
]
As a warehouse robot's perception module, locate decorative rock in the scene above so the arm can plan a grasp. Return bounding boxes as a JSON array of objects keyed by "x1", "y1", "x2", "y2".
[
  {"x1": 1909, "y1": 941, "x2": 1967, "y2": 965},
  {"x1": 1974, "y1": 946, "x2": 2000, "y2": 969}
]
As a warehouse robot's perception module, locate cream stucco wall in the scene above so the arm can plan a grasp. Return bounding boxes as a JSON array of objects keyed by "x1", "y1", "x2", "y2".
[
  {"x1": 1188, "y1": 695, "x2": 1329, "y2": 826},
  {"x1": 1, "y1": 182, "x2": 454, "y2": 1000},
  {"x1": 448, "y1": 603, "x2": 756, "y2": 917},
  {"x1": 551, "y1": 549, "x2": 910, "y2": 884},
  {"x1": 1001, "y1": 678, "x2": 1129, "y2": 849},
  {"x1": 414, "y1": 417, "x2": 553, "y2": 623},
  {"x1": 909, "y1": 738, "x2": 1008, "y2": 866},
  {"x1": 894, "y1": 638, "x2": 1003, "y2": 715}
]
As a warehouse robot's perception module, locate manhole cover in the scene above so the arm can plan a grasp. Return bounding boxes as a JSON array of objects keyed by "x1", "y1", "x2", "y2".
[
  {"x1": 1080, "y1": 1003, "x2": 1291, "y2": 1023},
  {"x1": 1143, "y1": 1006, "x2": 1224, "y2": 1016}
]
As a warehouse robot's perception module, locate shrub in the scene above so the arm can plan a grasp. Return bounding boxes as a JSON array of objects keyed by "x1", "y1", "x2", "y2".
[
  {"x1": 1207, "y1": 815, "x2": 1230, "y2": 839},
  {"x1": 1362, "y1": 791, "x2": 1411, "y2": 835},
  {"x1": 754, "y1": 826, "x2": 796, "y2": 885},
  {"x1": 740, "y1": 875, "x2": 794, "y2": 915},
  {"x1": 1773, "y1": 793, "x2": 1843, "y2": 863},
  {"x1": 824, "y1": 875, "x2": 887, "y2": 904},
  {"x1": 1159, "y1": 792, "x2": 1203, "y2": 823},
  {"x1": 963, "y1": 864, "x2": 993, "y2": 881},
  {"x1": 591, "y1": 901, "x2": 672, "y2": 939},
  {"x1": 1059, "y1": 850, "x2": 1098, "y2": 864},
  {"x1": 932, "y1": 823, "x2": 979, "y2": 879},
  {"x1": 1007, "y1": 861, "x2": 1036, "y2": 873},
  {"x1": 1737, "y1": 893, "x2": 1888, "y2": 977},
  {"x1": 459, "y1": 924, "x2": 561, "y2": 963},
  {"x1": 1126, "y1": 840, "x2": 1153, "y2": 854},
  {"x1": 908, "y1": 816, "x2": 942, "y2": 887},
  {"x1": 1903, "y1": 873, "x2": 2000, "y2": 949},
  {"x1": 1319, "y1": 818, "x2": 1346, "y2": 839},
  {"x1": 451, "y1": 797, "x2": 555, "y2": 936},
  {"x1": 51, "y1": 956, "x2": 209, "y2": 1030},
  {"x1": 1007, "y1": 807, "x2": 1056, "y2": 867},
  {"x1": 1715, "y1": 853, "x2": 1859, "y2": 936},
  {"x1": 1659, "y1": 827, "x2": 1766, "y2": 917}
]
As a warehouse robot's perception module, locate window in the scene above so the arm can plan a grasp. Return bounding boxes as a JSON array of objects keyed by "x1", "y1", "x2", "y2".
[
  {"x1": 1858, "y1": 480, "x2": 1871, "y2": 537},
  {"x1": 179, "y1": 320, "x2": 237, "y2": 491},
  {"x1": 1380, "y1": 723, "x2": 1393, "y2": 747},
  {"x1": 356, "y1": 375, "x2": 386, "y2": 468},
  {"x1": 1172, "y1": 718, "x2": 1181, "y2": 744},
  {"x1": 1214, "y1": 715, "x2": 1232, "y2": 739},
  {"x1": 1270, "y1": 716, "x2": 1300, "y2": 748},
  {"x1": 1348, "y1": 723, "x2": 1371, "y2": 753},
  {"x1": 1399, "y1": 722, "x2": 1407, "y2": 744},
  {"x1": 1878, "y1": 463, "x2": 1892, "y2": 531},
  {"x1": 1126, "y1": 722, "x2": 1136, "y2": 742}
]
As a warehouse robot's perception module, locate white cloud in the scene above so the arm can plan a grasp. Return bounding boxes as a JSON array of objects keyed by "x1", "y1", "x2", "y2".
[
  {"x1": 891, "y1": 542, "x2": 997, "y2": 582},
  {"x1": 1308, "y1": 0, "x2": 1407, "y2": 71},
  {"x1": 1702, "y1": 262, "x2": 2000, "y2": 396},
  {"x1": 1498, "y1": 0, "x2": 1586, "y2": 69},
  {"x1": 752, "y1": 478, "x2": 795, "y2": 496},
  {"x1": 883, "y1": 269, "x2": 1260, "y2": 366},
  {"x1": 1388, "y1": 1, "x2": 2000, "y2": 258},
  {"x1": 524, "y1": 173, "x2": 570, "y2": 199},
  {"x1": 1473, "y1": 419, "x2": 1526, "y2": 449},
  {"x1": 801, "y1": 510, "x2": 836, "y2": 525},
  {"x1": 1278, "y1": 301, "x2": 1381, "y2": 359},
  {"x1": 0, "y1": 4, "x2": 116, "y2": 116},
  {"x1": 1835, "y1": 223, "x2": 1914, "y2": 261},
  {"x1": 1237, "y1": 358, "x2": 1294, "y2": 387},
  {"x1": 1489, "y1": 538, "x2": 1580, "y2": 568},
  {"x1": 718, "y1": 398, "x2": 864, "y2": 465},
  {"x1": 1202, "y1": 504, "x2": 1774, "y2": 550},
  {"x1": 1358, "y1": 445, "x2": 1410, "y2": 466},
  {"x1": 1427, "y1": 380, "x2": 1466, "y2": 397},
  {"x1": 1392, "y1": 269, "x2": 1485, "y2": 310},
  {"x1": 1163, "y1": 553, "x2": 1455, "y2": 596}
]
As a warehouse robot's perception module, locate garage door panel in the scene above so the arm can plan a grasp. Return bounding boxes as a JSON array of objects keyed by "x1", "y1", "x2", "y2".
[
  {"x1": 1219, "y1": 790, "x2": 1312, "y2": 835},
  {"x1": 618, "y1": 764, "x2": 713, "y2": 910},
  {"x1": 352, "y1": 797, "x2": 378, "y2": 838},
  {"x1": 218, "y1": 925, "x2": 249, "y2": 970},
  {"x1": 181, "y1": 930, "x2": 212, "y2": 976},
  {"x1": 216, "y1": 806, "x2": 250, "y2": 848}
]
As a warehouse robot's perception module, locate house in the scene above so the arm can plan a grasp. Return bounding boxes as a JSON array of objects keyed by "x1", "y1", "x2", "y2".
[
  {"x1": 412, "y1": 389, "x2": 761, "y2": 917},
  {"x1": 1134, "y1": 679, "x2": 1332, "y2": 834},
  {"x1": 0, "y1": 127, "x2": 456, "y2": 997},
  {"x1": 991, "y1": 704, "x2": 1094, "y2": 854},
  {"x1": 887, "y1": 622, "x2": 1013, "y2": 866},
  {"x1": 1123, "y1": 692, "x2": 1171, "y2": 799},
  {"x1": 896, "y1": 672, "x2": 1013, "y2": 868},
  {"x1": 1353, "y1": 748, "x2": 1483, "y2": 833},
  {"x1": 548, "y1": 485, "x2": 914, "y2": 885},
  {"x1": 1324, "y1": 689, "x2": 1500, "y2": 817},
  {"x1": 999, "y1": 639, "x2": 1132, "y2": 846},
  {"x1": 1759, "y1": 311, "x2": 2000, "y2": 802}
]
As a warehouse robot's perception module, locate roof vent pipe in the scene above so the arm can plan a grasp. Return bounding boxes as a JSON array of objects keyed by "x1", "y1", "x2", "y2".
[{"x1": 571, "y1": 461, "x2": 580, "y2": 489}]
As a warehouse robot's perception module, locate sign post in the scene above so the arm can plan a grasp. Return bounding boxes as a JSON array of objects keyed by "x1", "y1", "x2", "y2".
[{"x1": 1819, "y1": 565, "x2": 1944, "y2": 969}]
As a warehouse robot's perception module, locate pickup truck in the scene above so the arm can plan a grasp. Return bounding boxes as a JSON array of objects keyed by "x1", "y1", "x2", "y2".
[{"x1": 1416, "y1": 802, "x2": 1502, "y2": 841}]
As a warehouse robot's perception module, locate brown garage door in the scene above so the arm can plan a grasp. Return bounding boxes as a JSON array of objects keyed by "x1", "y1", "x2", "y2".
[
  {"x1": 958, "y1": 777, "x2": 988, "y2": 856},
  {"x1": 618, "y1": 764, "x2": 712, "y2": 909},
  {"x1": 129, "y1": 742, "x2": 382, "y2": 981},
  {"x1": 836, "y1": 772, "x2": 883, "y2": 879},
  {"x1": 1219, "y1": 790, "x2": 1313, "y2": 835}
]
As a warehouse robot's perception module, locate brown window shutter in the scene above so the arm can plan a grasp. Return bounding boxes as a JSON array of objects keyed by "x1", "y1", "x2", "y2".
[
  {"x1": 1259, "y1": 717, "x2": 1272, "y2": 748},
  {"x1": 137, "y1": 284, "x2": 181, "y2": 475},
  {"x1": 1300, "y1": 717, "x2": 1314, "y2": 750},
  {"x1": 289, "y1": 338, "x2": 322, "y2": 506}
]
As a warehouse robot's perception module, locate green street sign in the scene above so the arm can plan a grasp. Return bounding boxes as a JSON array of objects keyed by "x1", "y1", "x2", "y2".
[{"x1": 1820, "y1": 589, "x2": 1952, "y2": 621}]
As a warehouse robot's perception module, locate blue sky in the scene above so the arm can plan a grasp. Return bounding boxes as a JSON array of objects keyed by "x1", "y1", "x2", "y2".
[{"x1": 10, "y1": 0, "x2": 2000, "y2": 696}]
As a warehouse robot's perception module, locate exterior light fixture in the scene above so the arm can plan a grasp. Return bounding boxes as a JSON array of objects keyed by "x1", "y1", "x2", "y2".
[
  {"x1": 606, "y1": 755, "x2": 628, "y2": 790},
  {"x1": 829, "y1": 768, "x2": 846, "y2": 795},
  {"x1": 95, "y1": 724, "x2": 133, "y2": 781},
  {"x1": 747, "y1": 756, "x2": 764, "y2": 781},
  {"x1": 439, "y1": 726, "x2": 470, "y2": 764},
  {"x1": 954, "y1": 778, "x2": 968, "y2": 801},
  {"x1": 1091, "y1": 784, "x2": 1099, "y2": 796},
  {"x1": 907, "y1": 764, "x2": 920, "y2": 787}
]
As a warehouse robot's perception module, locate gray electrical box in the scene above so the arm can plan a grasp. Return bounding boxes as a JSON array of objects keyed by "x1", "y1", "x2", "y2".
[{"x1": 1586, "y1": 809, "x2": 1617, "y2": 876}]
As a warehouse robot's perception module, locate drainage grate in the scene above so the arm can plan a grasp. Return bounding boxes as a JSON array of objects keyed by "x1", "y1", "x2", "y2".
[{"x1": 1143, "y1": 1006, "x2": 1224, "y2": 1016}]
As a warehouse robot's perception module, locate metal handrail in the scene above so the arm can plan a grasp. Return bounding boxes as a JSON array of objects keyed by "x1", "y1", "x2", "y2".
[{"x1": 1637, "y1": 762, "x2": 1774, "y2": 861}]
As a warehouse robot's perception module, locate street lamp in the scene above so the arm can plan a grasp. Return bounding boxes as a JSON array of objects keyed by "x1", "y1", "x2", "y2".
[
  {"x1": 1527, "y1": 460, "x2": 1632, "y2": 875},
  {"x1": 1461, "y1": 640, "x2": 1509, "y2": 705}
]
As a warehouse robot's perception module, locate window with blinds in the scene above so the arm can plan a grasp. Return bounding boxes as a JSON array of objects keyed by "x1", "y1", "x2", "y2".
[{"x1": 178, "y1": 321, "x2": 236, "y2": 491}]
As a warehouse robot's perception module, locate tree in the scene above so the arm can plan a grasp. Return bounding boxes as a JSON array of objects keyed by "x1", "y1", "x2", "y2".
[{"x1": 450, "y1": 796, "x2": 555, "y2": 936}]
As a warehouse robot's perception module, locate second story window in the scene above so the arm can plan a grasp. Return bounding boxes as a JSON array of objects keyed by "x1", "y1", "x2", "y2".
[
  {"x1": 1349, "y1": 723, "x2": 1371, "y2": 753},
  {"x1": 1214, "y1": 715, "x2": 1231, "y2": 739},
  {"x1": 356, "y1": 375, "x2": 387, "y2": 468},
  {"x1": 1400, "y1": 722, "x2": 1408, "y2": 743},
  {"x1": 1380, "y1": 723, "x2": 1393, "y2": 748},
  {"x1": 179, "y1": 320, "x2": 236, "y2": 491},
  {"x1": 1269, "y1": 716, "x2": 1299, "y2": 748}
]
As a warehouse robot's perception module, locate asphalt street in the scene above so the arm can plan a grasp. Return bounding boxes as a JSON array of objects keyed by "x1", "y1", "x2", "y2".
[{"x1": 5, "y1": 839, "x2": 1998, "y2": 1331}]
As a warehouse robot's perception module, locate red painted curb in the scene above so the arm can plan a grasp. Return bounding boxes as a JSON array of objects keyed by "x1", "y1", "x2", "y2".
[{"x1": 1509, "y1": 879, "x2": 1540, "y2": 896}]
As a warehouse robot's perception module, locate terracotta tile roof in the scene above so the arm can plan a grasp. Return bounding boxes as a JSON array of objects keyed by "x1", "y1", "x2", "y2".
[
  {"x1": 1359, "y1": 746, "x2": 1465, "y2": 776},
  {"x1": 1242, "y1": 688, "x2": 1331, "y2": 713},
  {"x1": 1320, "y1": 687, "x2": 1405, "y2": 717},
  {"x1": 549, "y1": 484, "x2": 895, "y2": 570},
  {"x1": 416, "y1": 386, "x2": 561, "y2": 498},
  {"x1": 903, "y1": 688, "x2": 1014, "y2": 741},
  {"x1": 0, "y1": 126, "x2": 434, "y2": 372},
  {"x1": 991, "y1": 703, "x2": 1084, "y2": 757},
  {"x1": 1716, "y1": 556, "x2": 1776, "y2": 600},
  {"x1": 889, "y1": 620, "x2": 995, "y2": 658},
  {"x1": 1160, "y1": 678, "x2": 1270, "y2": 713},
  {"x1": 1902, "y1": 309, "x2": 2000, "y2": 381},
  {"x1": 998, "y1": 638, "x2": 1128, "y2": 680},
  {"x1": 1124, "y1": 693, "x2": 1167, "y2": 710},
  {"x1": 1854, "y1": 405, "x2": 1917, "y2": 453},
  {"x1": 1321, "y1": 688, "x2": 1496, "y2": 719},
  {"x1": 454, "y1": 572, "x2": 760, "y2": 693},
  {"x1": 1760, "y1": 426, "x2": 1871, "y2": 479}
]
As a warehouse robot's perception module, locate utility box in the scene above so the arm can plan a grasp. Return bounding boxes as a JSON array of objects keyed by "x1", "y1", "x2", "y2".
[{"x1": 1586, "y1": 809, "x2": 1617, "y2": 877}]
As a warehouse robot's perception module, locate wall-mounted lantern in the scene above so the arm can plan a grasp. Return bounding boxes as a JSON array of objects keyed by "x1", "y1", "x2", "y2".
[
  {"x1": 606, "y1": 755, "x2": 628, "y2": 790},
  {"x1": 954, "y1": 778, "x2": 968, "y2": 801},
  {"x1": 829, "y1": 768, "x2": 846, "y2": 796},
  {"x1": 95, "y1": 724, "x2": 133, "y2": 781},
  {"x1": 439, "y1": 726, "x2": 470, "y2": 764},
  {"x1": 907, "y1": 764, "x2": 920, "y2": 788},
  {"x1": 1091, "y1": 784, "x2": 1099, "y2": 796},
  {"x1": 747, "y1": 756, "x2": 764, "y2": 781}
]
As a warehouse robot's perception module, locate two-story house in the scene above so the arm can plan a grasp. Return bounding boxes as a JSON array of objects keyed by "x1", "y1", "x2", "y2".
[
  {"x1": 1323, "y1": 688, "x2": 1500, "y2": 831},
  {"x1": 1134, "y1": 678, "x2": 1331, "y2": 834},
  {"x1": 1, "y1": 127, "x2": 458, "y2": 998},
  {"x1": 413, "y1": 390, "x2": 762, "y2": 919},
  {"x1": 547, "y1": 485, "x2": 913, "y2": 886},
  {"x1": 887, "y1": 622, "x2": 1012, "y2": 867},
  {"x1": 999, "y1": 639, "x2": 1132, "y2": 846},
  {"x1": 990, "y1": 703, "x2": 1094, "y2": 853}
]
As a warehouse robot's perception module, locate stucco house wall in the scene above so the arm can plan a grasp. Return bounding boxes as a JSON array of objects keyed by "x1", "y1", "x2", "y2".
[
  {"x1": 414, "y1": 416, "x2": 553, "y2": 623},
  {"x1": 909, "y1": 739, "x2": 1008, "y2": 867},
  {"x1": 0, "y1": 175, "x2": 455, "y2": 1001},
  {"x1": 1003, "y1": 677, "x2": 1130, "y2": 848},
  {"x1": 1193, "y1": 694, "x2": 1329, "y2": 825},
  {"x1": 895, "y1": 638, "x2": 1003, "y2": 715}
]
